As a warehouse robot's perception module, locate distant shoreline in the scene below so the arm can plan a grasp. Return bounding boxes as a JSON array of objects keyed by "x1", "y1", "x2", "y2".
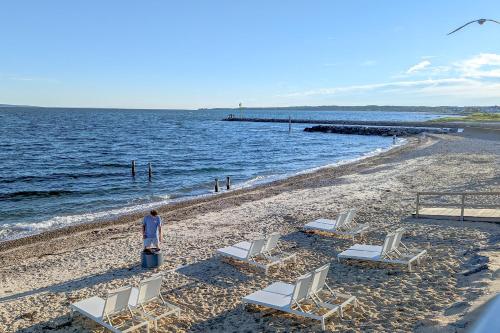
[{"x1": 1, "y1": 103, "x2": 499, "y2": 114}]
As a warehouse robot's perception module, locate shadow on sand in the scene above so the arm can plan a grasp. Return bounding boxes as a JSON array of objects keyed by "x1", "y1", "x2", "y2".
[
  {"x1": 176, "y1": 256, "x2": 254, "y2": 289},
  {"x1": 0, "y1": 263, "x2": 142, "y2": 304}
]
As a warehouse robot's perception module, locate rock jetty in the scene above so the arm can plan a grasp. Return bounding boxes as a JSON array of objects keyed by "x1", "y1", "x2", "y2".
[{"x1": 303, "y1": 125, "x2": 453, "y2": 136}]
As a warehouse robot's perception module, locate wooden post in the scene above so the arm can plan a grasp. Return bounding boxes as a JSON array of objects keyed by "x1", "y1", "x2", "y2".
[
  {"x1": 214, "y1": 178, "x2": 219, "y2": 192},
  {"x1": 148, "y1": 163, "x2": 152, "y2": 181},
  {"x1": 131, "y1": 160, "x2": 136, "y2": 177},
  {"x1": 226, "y1": 176, "x2": 231, "y2": 190},
  {"x1": 460, "y1": 194, "x2": 465, "y2": 221},
  {"x1": 288, "y1": 116, "x2": 291, "y2": 133},
  {"x1": 415, "y1": 193, "x2": 420, "y2": 218}
]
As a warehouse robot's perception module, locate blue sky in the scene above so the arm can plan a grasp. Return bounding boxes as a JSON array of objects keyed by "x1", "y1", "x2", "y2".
[{"x1": 1, "y1": 1, "x2": 499, "y2": 109}]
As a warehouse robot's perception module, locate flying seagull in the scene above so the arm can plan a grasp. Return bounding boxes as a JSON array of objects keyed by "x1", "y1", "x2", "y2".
[{"x1": 448, "y1": 19, "x2": 500, "y2": 35}]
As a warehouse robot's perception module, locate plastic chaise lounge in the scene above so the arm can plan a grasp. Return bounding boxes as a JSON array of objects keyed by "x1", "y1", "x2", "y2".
[
  {"x1": 242, "y1": 264, "x2": 358, "y2": 330},
  {"x1": 303, "y1": 210, "x2": 348, "y2": 231},
  {"x1": 261, "y1": 232, "x2": 297, "y2": 264},
  {"x1": 308, "y1": 263, "x2": 358, "y2": 317},
  {"x1": 71, "y1": 286, "x2": 150, "y2": 333},
  {"x1": 303, "y1": 209, "x2": 368, "y2": 241},
  {"x1": 337, "y1": 228, "x2": 427, "y2": 271},
  {"x1": 129, "y1": 275, "x2": 180, "y2": 330},
  {"x1": 216, "y1": 233, "x2": 296, "y2": 274}
]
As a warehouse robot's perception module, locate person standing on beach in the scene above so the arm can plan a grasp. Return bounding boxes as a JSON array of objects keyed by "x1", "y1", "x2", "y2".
[{"x1": 142, "y1": 210, "x2": 162, "y2": 249}]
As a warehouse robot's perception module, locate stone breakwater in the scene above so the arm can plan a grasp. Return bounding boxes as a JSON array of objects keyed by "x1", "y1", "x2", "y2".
[
  {"x1": 303, "y1": 125, "x2": 455, "y2": 136},
  {"x1": 223, "y1": 116, "x2": 462, "y2": 129}
]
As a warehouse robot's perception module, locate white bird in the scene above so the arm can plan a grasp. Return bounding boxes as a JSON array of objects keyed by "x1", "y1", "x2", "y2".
[{"x1": 448, "y1": 19, "x2": 500, "y2": 35}]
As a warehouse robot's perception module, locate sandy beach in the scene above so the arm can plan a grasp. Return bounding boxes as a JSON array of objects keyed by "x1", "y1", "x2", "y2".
[{"x1": 1, "y1": 129, "x2": 499, "y2": 332}]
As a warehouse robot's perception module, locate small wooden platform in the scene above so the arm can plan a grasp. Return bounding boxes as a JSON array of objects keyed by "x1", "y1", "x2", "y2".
[{"x1": 413, "y1": 207, "x2": 500, "y2": 222}]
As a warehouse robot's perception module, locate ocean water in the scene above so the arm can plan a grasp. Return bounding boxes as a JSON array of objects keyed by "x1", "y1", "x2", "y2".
[{"x1": 0, "y1": 108, "x2": 442, "y2": 241}]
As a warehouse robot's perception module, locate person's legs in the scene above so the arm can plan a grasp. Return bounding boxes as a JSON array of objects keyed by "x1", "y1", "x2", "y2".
[
  {"x1": 144, "y1": 237, "x2": 160, "y2": 249},
  {"x1": 144, "y1": 238, "x2": 155, "y2": 249},
  {"x1": 151, "y1": 237, "x2": 160, "y2": 249}
]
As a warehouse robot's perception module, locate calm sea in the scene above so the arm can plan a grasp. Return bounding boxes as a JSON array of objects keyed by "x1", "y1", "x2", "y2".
[{"x1": 0, "y1": 108, "x2": 441, "y2": 241}]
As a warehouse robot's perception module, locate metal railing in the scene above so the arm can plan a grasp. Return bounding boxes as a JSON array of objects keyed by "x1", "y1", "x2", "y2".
[{"x1": 415, "y1": 191, "x2": 500, "y2": 221}]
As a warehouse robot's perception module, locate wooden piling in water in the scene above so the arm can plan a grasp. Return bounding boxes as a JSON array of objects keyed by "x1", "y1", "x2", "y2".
[
  {"x1": 226, "y1": 176, "x2": 231, "y2": 190},
  {"x1": 288, "y1": 116, "x2": 291, "y2": 133},
  {"x1": 215, "y1": 178, "x2": 219, "y2": 192},
  {"x1": 131, "y1": 160, "x2": 136, "y2": 177},
  {"x1": 148, "y1": 163, "x2": 152, "y2": 181}
]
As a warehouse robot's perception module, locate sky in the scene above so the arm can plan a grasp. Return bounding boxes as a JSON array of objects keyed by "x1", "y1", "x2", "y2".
[{"x1": 1, "y1": 0, "x2": 500, "y2": 109}]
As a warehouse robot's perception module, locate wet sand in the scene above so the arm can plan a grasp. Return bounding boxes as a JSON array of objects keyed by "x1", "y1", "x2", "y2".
[{"x1": 0, "y1": 129, "x2": 499, "y2": 332}]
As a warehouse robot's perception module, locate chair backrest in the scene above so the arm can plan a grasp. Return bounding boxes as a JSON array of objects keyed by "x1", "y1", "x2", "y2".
[
  {"x1": 290, "y1": 272, "x2": 313, "y2": 307},
  {"x1": 381, "y1": 232, "x2": 396, "y2": 256},
  {"x1": 335, "y1": 211, "x2": 349, "y2": 229},
  {"x1": 263, "y1": 233, "x2": 281, "y2": 253},
  {"x1": 344, "y1": 208, "x2": 357, "y2": 227},
  {"x1": 103, "y1": 286, "x2": 132, "y2": 317},
  {"x1": 391, "y1": 228, "x2": 405, "y2": 252},
  {"x1": 136, "y1": 275, "x2": 163, "y2": 305},
  {"x1": 310, "y1": 263, "x2": 330, "y2": 295},
  {"x1": 247, "y1": 238, "x2": 266, "y2": 258}
]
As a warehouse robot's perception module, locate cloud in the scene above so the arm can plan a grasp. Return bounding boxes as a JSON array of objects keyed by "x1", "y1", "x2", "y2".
[
  {"x1": 0, "y1": 75, "x2": 59, "y2": 83},
  {"x1": 10, "y1": 77, "x2": 38, "y2": 81},
  {"x1": 360, "y1": 60, "x2": 376, "y2": 66},
  {"x1": 282, "y1": 78, "x2": 472, "y2": 97},
  {"x1": 392, "y1": 62, "x2": 450, "y2": 79},
  {"x1": 323, "y1": 62, "x2": 341, "y2": 67},
  {"x1": 282, "y1": 53, "x2": 500, "y2": 103},
  {"x1": 418, "y1": 80, "x2": 500, "y2": 98},
  {"x1": 455, "y1": 53, "x2": 500, "y2": 78},
  {"x1": 406, "y1": 60, "x2": 431, "y2": 74}
]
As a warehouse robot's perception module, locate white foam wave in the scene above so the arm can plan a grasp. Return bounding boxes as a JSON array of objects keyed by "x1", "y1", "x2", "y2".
[
  {"x1": 0, "y1": 195, "x2": 171, "y2": 241},
  {"x1": 231, "y1": 174, "x2": 282, "y2": 190}
]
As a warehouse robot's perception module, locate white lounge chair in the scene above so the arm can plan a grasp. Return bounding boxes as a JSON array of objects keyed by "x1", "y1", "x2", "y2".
[
  {"x1": 243, "y1": 265, "x2": 357, "y2": 330},
  {"x1": 337, "y1": 228, "x2": 427, "y2": 271},
  {"x1": 129, "y1": 275, "x2": 180, "y2": 330},
  {"x1": 216, "y1": 237, "x2": 267, "y2": 272},
  {"x1": 303, "y1": 209, "x2": 368, "y2": 240},
  {"x1": 261, "y1": 232, "x2": 297, "y2": 263},
  {"x1": 71, "y1": 286, "x2": 150, "y2": 333},
  {"x1": 217, "y1": 234, "x2": 295, "y2": 274},
  {"x1": 342, "y1": 209, "x2": 361, "y2": 230},
  {"x1": 333, "y1": 209, "x2": 369, "y2": 240},
  {"x1": 303, "y1": 211, "x2": 348, "y2": 231},
  {"x1": 262, "y1": 232, "x2": 281, "y2": 255},
  {"x1": 308, "y1": 263, "x2": 358, "y2": 317}
]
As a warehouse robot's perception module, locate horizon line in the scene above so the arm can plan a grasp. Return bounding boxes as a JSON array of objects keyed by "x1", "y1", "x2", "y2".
[{"x1": 1, "y1": 103, "x2": 499, "y2": 111}]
